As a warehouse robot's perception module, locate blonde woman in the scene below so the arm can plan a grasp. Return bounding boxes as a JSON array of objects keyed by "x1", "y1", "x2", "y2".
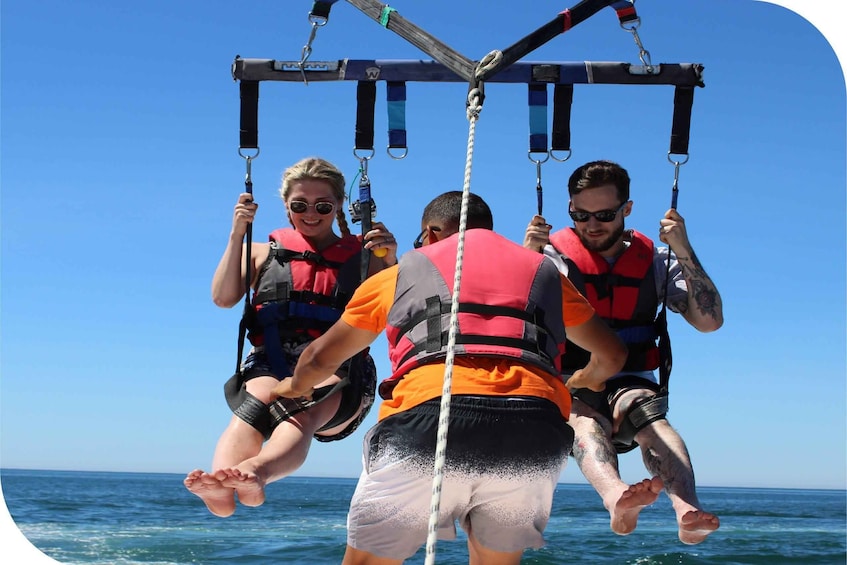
[{"x1": 185, "y1": 157, "x2": 398, "y2": 517}]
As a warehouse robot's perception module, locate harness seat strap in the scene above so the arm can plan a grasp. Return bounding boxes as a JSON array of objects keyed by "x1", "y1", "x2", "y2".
[{"x1": 613, "y1": 392, "x2": 669, "y2": 453}]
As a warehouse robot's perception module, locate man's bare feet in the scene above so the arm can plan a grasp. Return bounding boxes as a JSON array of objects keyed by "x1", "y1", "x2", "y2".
[
  {"x1": 184, "y1": 469, "x2": 236, "y2": 517},
  {"x1": 678, "y1": 509, "x2": 720, "y2": 544},
  {"x1": 609, "y1": 477, "x2": 664, "y2": 535},
  {"x1": 217, "y1": 467, "x2": 266, "y2": 508}
]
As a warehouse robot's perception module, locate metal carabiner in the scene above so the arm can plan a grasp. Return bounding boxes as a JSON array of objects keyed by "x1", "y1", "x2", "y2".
[
  {"x1": 667, "y1": 151, "x2": 689, "y2": 209},
  {"x1": 297, "y1": 15, "x2": 328, "y2": 85}
]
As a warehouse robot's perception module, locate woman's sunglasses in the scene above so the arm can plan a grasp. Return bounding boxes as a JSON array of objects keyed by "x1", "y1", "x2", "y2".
[
  {"x1": 289, "y1": 200, "x2": 335, "y2": 215},
  {"x1": 568, "y1": 201, "x2": 628, "y2": 223}
]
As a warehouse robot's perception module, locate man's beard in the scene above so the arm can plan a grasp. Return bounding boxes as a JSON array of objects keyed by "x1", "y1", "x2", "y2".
[{"x1": 578, "y1": 222, "x2": 625, "y2": 253}]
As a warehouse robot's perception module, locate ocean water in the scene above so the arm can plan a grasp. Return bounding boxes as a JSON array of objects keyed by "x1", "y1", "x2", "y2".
[{"x1": 1, "y1": 469, "x2": 844, "y2": 564}]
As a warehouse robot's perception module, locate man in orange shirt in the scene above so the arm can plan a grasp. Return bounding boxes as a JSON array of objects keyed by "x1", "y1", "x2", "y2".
[{"x1": 274, "y1": 191, "x2": 627, "y2": 565}]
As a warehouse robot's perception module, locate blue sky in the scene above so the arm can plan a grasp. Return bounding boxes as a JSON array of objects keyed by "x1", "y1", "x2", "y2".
[{"x1": 1, "y1": 0, "x2": 845, "y2": 517}]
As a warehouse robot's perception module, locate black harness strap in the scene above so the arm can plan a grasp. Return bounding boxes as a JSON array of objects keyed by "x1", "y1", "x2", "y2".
[
  {"x1": 670, "y1": 86, "x2": 695, "y2": 157},
  {"x1": 355, "y1": 81, "x2": 376, "y2": 152},
  {"x1": 309, "y1": 0, "x2": 339, "y2": 21},
  {"x1": 355, "y1": 81, "x2": 377, "y2": 282},
  {"x1": 399, "y1": 299, "x2": 558, "y2": 368},
  {"x1": 239, "y1": 81, "x2": 259, "y2": 150},
  {"x1": 613, "y1": 392, "x2": 669, "y2": 454},
  {"x1": 476, "y1": 0, "x2": 617, "y2": 81},
  {"x1": 551, "y1": 84, "x2": 573, "y2": 154},
  {"x1": 234, "y1": 81, "x2": 259, "y2": 376}
]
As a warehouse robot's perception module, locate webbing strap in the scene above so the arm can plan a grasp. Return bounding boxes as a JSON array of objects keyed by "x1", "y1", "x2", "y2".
[
  {"x1": 609, "y1": 0, "x2": 638, "y2": 25},
  {"x1": 355, "y1": 81, "x2": 377, "y2": 150},
  {"x1": 656, "y1": 307, "x2": 672, "y2": 393},
  {"x1": 386, "y1": 81, "x2": 407, "y2": 150},
  {"x1": 239, "y1": 81, "x2": 259, "y2": 149},
  {"x1": 477, "y1": 0, "x2": 616, "y2": 81},
  {"x1": 528, "y1": 84, "x2": 548, "y2": 153},
  {"x1": 551, "y1": 84, "x2": 573, "y2": 151},
  {"x1": 670, "y1": 86, "x2": 695, "y2": 156},
  {"x1": 309, "y1": 0, "x2": 339, "y2": 21}
]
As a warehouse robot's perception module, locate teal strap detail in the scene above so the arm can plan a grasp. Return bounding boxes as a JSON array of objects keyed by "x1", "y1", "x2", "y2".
[{"x1": 379, "y1": 6, "x2": 396, "y2": 27}]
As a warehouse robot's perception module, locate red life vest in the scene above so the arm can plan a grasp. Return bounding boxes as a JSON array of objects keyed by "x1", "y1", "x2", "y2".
[
  {"x1": 247, "y1": 228, "x2": 362, "y2": 375},
  {"x1": 549, "y1": 228, "x2": 659, "y2": 372},
  {"x1": 379, "y1": 229, "x2": 568, "y2": 400}
]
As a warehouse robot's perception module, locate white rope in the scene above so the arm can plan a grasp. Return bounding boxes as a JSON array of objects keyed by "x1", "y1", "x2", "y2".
[{"x1": 424, "y1": 52, "x2": 498, "y2": 564}]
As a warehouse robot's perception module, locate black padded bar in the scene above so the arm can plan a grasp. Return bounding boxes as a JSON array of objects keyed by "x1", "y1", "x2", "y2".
[
  {"x1": 355, "y1": 81, "x2": 377, "y2": 150},
  {"x1": 551, "y1": 84, "x2": 573, "y2": 151},
  {"x1": 669, "y1": 86, "x2": 695, "y2": 155},
  {"x1": 345, "y1": 0, "x2": 475, "y2": 81},
  {"x1": 239, "y1": 80, "x2": 259, "y2": 149},
  {"x1": 476, "y1": 0, "x2": 615, "y2": 81},
  {"x1": 232, "y1": 57, "x2": 705, "y2": 87}
]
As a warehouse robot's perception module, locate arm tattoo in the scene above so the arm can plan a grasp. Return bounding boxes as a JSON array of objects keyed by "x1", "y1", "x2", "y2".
[
  {"x1": 676, "y1": 248, "x2": 722, "y2": 321},
  {"x1": 689, "y1": 279, "x2": 720, "y2": 319}
]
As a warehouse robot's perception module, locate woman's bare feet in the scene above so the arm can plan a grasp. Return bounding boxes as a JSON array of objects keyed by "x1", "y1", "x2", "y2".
[
  {"x1": 217, "y1": 467, "x2": 267, "y2": 508},
  {"x1": 183, "y1": 469, "x2": 236, "y2": 517},
  {"x1": 609, "y1": 476, "x2": 664, "y2": 535},
  {"x1": 678, "y1": 509, "x2": 720, "y2": 544}
]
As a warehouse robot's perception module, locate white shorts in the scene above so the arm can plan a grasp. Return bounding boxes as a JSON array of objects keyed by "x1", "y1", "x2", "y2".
[{"x1": 346, "y1": 396, "x2": 573, "y2": 559}]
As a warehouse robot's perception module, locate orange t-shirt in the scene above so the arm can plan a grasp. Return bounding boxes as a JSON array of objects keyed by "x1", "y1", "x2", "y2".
[{"x1": 341, "y1": 264, "x2": 595, "y2": 421}]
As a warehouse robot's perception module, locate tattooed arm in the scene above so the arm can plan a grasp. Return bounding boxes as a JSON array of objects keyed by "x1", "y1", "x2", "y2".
[{"x1": 659, "y1": 209, "x2": 723, "y2": 332}]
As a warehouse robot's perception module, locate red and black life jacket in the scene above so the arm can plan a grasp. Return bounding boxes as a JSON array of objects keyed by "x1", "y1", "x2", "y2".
[
  {"x1": 247, "y1": 228, "x2": 362, "y2": 376},
  {"x1": 379, "y1": 229, "x2": 568, "y2": 400},
  {"x1": 549, "y1": 228, "x2": 659, "y2": 372}
]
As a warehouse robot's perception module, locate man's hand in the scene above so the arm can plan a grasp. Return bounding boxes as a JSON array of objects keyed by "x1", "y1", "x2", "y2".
[
  {"x1": 524, "y1": 214, "x2": 552, "y2": 252},
  {"x1": 565, "y1": 368, "x2": 607, "y2": 393},
  {"x1": 271, "y1": 378, "x2": 314, "y2": 401}
]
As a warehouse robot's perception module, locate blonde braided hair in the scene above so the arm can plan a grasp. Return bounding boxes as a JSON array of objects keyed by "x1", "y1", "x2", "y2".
[{"x1": 279, "y1": 156, "x2": 351, "y2": 237}]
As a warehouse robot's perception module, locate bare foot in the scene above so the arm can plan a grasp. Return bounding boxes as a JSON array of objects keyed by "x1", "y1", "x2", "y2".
[
  {"x1": 678, "y1": 509, "x2": 720, "y2": 544},
  {"x1": 609, "y1": 477, "x2": 664, "y2": 535},
  {"x1": 184, "y1": 469, "x2": 236, "y2": 517},
  {"x1": 216, "y1": 467, "x2": 266, "y2": 508}
]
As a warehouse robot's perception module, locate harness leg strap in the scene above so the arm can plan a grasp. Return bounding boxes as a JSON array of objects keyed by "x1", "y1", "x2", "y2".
[
  {"x1": 267, "y1": 377, "x2": 350, "y2": 432},
  {"x1": 612, "y1": 393, "x2": 669, "y2": 454},
  {"x1": 224, "y1": 372, "x2": 274, "y2": 440}
]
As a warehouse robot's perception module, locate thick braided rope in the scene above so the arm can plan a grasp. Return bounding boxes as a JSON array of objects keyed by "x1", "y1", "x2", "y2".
[{"x1": 424, "y1": 53, "x2": 498, "y2": 563}]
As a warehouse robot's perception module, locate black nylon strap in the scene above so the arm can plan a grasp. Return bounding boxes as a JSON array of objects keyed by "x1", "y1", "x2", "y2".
[
  {"x1": 397, "y1": 334, "x2": 556, "y2": 368},
  {"x1": 398, "y1": 300, "x2": 543, "y2": 336},
  {"x1": 310, "y1": 0, "x2": 337, "y2": 20},
  {"x1": 669, "y1": 86, "x2": 694, "y2": 155},
  {"x1": 239, "y1": 81, "x2": 259, "y2": 149},
  {"x1": 477, "y1": 0, "x2": 615, "y2": 81},
  {"x1": 552, "y1": 84, "x2": 574, "y2": 151},
  {"x1": 355, "y1": 81, "x2": 377, "y2": 150},
  {"x1": 425, "y1": 296, "x2": 442, "y2": 353}
]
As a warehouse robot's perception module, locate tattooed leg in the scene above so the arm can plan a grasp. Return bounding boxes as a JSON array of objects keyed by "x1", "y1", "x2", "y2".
[
  {"x1": 571, "y1": 402, "x2": 660, "y2": 535},
  {"x1": 636, "y1": 420, "x2": 720, "y2": 544}
]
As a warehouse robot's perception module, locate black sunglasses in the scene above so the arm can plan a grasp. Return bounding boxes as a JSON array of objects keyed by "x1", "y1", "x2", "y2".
[
  {"x1": 289, "y1": 200, "x2": 335, "y2": 215},
  {"x1": 568, "y1": 201, "x2": 628, "y2": 223},
  {"x1": 413, "y1": 226, "x2": 441, "y2": 249}
]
